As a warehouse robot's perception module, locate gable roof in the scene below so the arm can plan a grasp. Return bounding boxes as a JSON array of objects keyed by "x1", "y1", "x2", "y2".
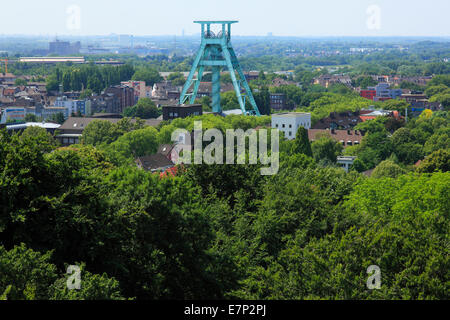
[
  {"x1": 157, "y1": 144, "x2": 174, "y2": 157},
  {"x1": 136, "y1": 153, "x2": 174, "y2": 171}
]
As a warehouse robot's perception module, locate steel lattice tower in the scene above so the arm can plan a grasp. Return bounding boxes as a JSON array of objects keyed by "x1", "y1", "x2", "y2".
[{"x1": 179, "y1": 21, "x2": 261, "y2": 116}]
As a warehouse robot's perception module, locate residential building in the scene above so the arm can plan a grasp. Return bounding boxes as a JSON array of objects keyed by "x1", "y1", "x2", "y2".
[
  {"x1": 360, "y1": 89, "x2": 376, "y2": 100},
  {"x1": 388, "y1": 76, "x2": 432, "y2": 87},
  {"x1": 243, "y1": 71, "x2": 260, "y2": 81},
  {"x1": 162, "y1": 104, "x2": 202, "y2": 121},
  {"x1": 89, "y1": 94, "x2": 120, "y2": 115},
  {"x1": 151, "y1": 98, "x2": 179, "y2": 108},
  {"x1": 49, "y1": 40, "x2": 81, "y2": 55},
  {"x1": 121, "y1": 80, "x2": 147, "y2": 101},
  {"x1": 152, "y1": 81, "x2": 179, "y2": 99},
  {"x1": 308, "y1": 129, "x2": 364, "y2": 147},
  {"x1": 400, "y1": 93, "x2": 427, "y2": 103},
  {"x1": 38, "y1": 106, "x2": 67, "y2": 120},
  {"x1": 53, "y1": 97, "x2": 89, "y2": 117},
  {"x1": 272, "y1": 77, "x2": 296, "y2": 87},
  {"x1": 0, "y1": 107, "x2": 25, "y2": 124},
  {"x1": 135, "y1": 154, "x2": 174, "y2": 173},
  {"x1": 271, "y1": 112, "x2": 311, "y2": 140},
  {"x1": 373, "y1": 83, "x2": 402, "y2": 101},
  {"x1": 269, "y1": 93, "x2": 290, "y2": 111},
  {"x1": 195, "y1": 82, "x2": 211, "y2": 98},
  {"x1": 314, "y1": 74, "x2": 352, "y2": 88},
  {"x1": 312, "y1": 110, "x2": 371, "y2": 130},
  {"x1": 103, "y1": 85, "x2": 135, "y2": 113},
  {"x1": 1, "y1": 87, "x2": 20, "y2": 98}
]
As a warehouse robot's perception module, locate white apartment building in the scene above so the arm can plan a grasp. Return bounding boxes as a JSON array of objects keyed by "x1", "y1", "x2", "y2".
[{"x1": 271, "y1": 112, "x2": 311, "y2": 140}]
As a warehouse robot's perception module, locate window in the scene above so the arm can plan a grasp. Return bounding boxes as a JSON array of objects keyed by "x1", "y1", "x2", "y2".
[
  {"x1": 289, "y1": 124, "x2": 292, "y2": 128},
  {"x1": 289, "y1": 131, "x2": 292, "y2": 136},
  {"x1": 275, "y1": 124, "x2": 278, "y2": 128},
  {"x1": 282, "y1": 124, "x2": 285, "y2": 128}
]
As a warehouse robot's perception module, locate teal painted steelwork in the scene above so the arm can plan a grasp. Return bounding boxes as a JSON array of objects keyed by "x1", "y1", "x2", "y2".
[{"x1": 179, "y1": 21, "x2": 261, "y2": 116}]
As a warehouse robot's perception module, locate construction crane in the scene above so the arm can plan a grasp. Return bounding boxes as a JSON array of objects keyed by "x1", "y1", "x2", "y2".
[{"x1": 0, "y1": 58, "x2": 8, "y2": 74}]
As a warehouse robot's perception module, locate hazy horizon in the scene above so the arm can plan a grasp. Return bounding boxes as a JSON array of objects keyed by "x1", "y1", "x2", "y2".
[{"x1": 1, "y1": 0, "x2": 449, "y2": 37}]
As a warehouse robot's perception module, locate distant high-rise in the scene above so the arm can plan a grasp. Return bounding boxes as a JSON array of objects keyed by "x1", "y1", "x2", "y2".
[{"x1": 49, "y1": 40, "x2": 80, "y2": 55}]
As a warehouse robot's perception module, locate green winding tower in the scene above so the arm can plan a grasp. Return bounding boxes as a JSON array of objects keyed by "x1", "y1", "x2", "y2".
[{"x1": 179, "y1": 21, "x2": 261, "y2": 116}]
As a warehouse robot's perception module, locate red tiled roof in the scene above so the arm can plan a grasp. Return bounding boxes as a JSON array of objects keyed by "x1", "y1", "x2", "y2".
[
  {"x1": 3, "y1": 88, "x2": 16, "y2": 96},
  {"x1": 308, "y1": 129, "x2": 364, "y2": 147},
  {"x1": 359, "y1": 116, "x2": 377, "y2": 122}
]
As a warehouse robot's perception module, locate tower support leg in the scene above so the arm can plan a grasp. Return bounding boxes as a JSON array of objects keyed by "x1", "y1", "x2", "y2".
[
  {"x1": 180, "y1": 44, "x2": 206, "y2": 105},
  {"x1": 229, "y1": 47, "x2": 261, "y2": 115},
  {"x1": 222, "y1": 45, "x2": 246, "y2": 114},
  {"x1": 212, "y1": 66, "x2": 221, "y2": 113}
]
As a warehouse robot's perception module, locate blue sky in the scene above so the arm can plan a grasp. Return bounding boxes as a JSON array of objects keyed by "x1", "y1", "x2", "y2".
[{"x1": 2, "y1": 0, "x2": 449, "y2": 37}]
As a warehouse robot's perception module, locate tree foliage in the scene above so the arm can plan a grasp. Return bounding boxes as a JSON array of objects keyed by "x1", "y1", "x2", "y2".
[
  {"x1": 292, "y1": 127, "x2": 312, "y2": 157},
  {"x1": 123, "y1": 98, "x2": 161, "y2": 119},
  {"x1": 0, "y1": 108, "x2": 449, "y2": 300}
]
